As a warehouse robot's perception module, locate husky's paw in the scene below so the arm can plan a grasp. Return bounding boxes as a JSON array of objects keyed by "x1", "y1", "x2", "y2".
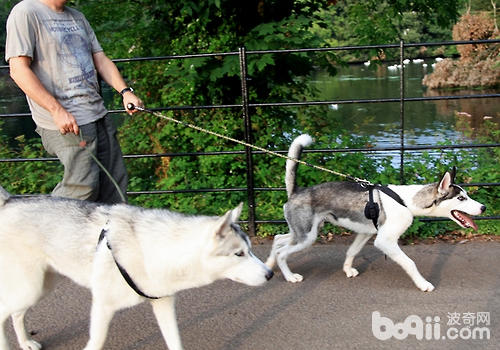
[
  {"x1": 285, "y1": 273, "x2": 304, "y2": 283},
  {"x1": 20, "y1": 340, "x2": 42, "y2": 350},
  {"x1": 417, "y1": 280, "x2": 435, "y2": 292},
  {"x1": 344, "y1": 267, "x2": 359, "y2": 278}
]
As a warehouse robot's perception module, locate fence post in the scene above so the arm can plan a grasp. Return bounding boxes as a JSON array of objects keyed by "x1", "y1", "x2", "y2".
[
  {"x1": 238, "y1": 47, "x2": 257, "y2": 236},
  {"x1": 399, "y1": 40, "x2": 406, "y2": 185}
]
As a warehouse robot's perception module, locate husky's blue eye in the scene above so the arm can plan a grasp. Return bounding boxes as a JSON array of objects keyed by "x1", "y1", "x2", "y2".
[
  {"x1": 235, "y1": 251, "x2": 245, "y2": 257},
  {"x1": 458, "y1": 196, "x2": 466, "y2": 201}
]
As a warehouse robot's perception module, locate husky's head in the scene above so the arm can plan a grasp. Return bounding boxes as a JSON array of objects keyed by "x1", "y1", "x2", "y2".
[
  {"x1": 422, "y1": 167, "x2": 486, "y2": 230},
  {"x1": 209, "y1": 203, "x2": 273, "y2": 286}
]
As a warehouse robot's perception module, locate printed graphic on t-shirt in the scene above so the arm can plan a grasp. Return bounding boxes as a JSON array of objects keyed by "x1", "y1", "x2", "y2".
[{"x1": 43, "y1": 19, "x2": 97, "y2": 92}]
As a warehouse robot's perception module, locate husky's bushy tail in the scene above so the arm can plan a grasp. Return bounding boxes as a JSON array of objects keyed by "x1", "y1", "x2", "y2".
[
  {"x1": 0, "y1": 186, "x2": 10, "y2": 206},
  {"x1": 285, "y1": 134, "x2": 313, "y2": 198}
]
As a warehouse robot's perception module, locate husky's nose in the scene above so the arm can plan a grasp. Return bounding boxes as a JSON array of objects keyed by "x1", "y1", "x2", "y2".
[
  {"x1": 480, "y1": 205, "x2": 486, "y2": 213},
  {"x1": 265, "y1": 270, "x2": 274, "y2": 281}
]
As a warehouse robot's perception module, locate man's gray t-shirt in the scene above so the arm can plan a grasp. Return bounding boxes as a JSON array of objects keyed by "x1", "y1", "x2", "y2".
[{"x1": 5, "y1": 0, "x2": 107, "y2": 130}]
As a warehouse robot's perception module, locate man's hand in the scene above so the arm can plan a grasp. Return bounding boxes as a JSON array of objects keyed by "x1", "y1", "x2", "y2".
[
  {"x1": 52, "y1": 105, "x2": 79, "y2": 135},
  {"x1": 121, "y1": 91, "x2": 143, "y2": 116}
]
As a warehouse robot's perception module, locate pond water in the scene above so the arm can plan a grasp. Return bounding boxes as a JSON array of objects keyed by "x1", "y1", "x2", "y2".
[{"x1": 310, "y1": 60, "x2": 499, "y2": 149}]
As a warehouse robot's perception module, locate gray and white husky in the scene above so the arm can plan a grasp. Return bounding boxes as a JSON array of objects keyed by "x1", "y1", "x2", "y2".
[
  {"x1": 266, "y1": 134, "x2": 486, "y2": 292},
  {"x1": 0, "y1": 186, "x2": 273, "y2": 350}
]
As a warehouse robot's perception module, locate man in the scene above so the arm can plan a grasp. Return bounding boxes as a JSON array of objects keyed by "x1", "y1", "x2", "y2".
[{"x1": 5, "y1": 0, "x2": 143, "y2": 203}]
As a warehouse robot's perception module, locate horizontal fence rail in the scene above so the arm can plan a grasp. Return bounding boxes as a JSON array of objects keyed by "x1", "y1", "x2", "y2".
[{"x1": 1, "y1": 39, "x2": 499, "y2": 235}]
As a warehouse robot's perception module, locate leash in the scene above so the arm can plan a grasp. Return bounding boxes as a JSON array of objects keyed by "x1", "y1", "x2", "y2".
[
  {"x1": 126, "y1": 103, "x2": 374, "y2": 187},
  {"x1": 98, "y1": 225, "x2": 161, "y2": 299},
  {"x1": 77, "y1": 132, "x2": 127, "y2": 203}
]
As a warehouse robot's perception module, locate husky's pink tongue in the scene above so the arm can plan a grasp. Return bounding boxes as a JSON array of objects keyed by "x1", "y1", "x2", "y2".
[{"x1": 453, "y1": 210, "x2": 478, "y2": 231}]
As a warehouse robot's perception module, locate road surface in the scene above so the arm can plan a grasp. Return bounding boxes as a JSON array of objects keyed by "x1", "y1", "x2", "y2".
[{"x1": 4, "y1": 238, "x2": 499, "y2": 349}]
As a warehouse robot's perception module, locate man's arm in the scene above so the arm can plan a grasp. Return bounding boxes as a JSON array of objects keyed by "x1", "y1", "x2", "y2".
[
  {"x1": 9, "y1": 56, "x2": 79, "y2": 134},
  {"x1": 92, "y1": 51, "x2": 143, "y2": 115}
]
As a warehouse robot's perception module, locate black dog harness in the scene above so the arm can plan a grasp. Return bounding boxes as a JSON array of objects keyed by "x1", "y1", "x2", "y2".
[
  {"x1": 364, "y1": 185, "x2": 406, "y2": 229},
  {"x1": 98, "y1": 227, "x2": 160, "y2": 300}
]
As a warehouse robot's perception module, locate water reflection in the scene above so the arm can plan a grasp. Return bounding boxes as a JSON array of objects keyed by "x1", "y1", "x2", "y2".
[
  {"x1": 310, "y1": 61, "x2": 499, "y2": 148},
  {"x1": 424, "y1": 88, "x2": 499, "y2": 137}
]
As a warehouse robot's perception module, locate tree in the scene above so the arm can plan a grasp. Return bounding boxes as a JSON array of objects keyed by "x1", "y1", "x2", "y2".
[
  {"x1": 423, "y1": 11, "x2": 499, "y2": 88},
  {"x1": 329, "y1": 0, "x2": 465, "y2": 59}
]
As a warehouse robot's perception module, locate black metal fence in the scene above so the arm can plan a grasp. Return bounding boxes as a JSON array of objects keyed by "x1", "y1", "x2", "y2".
[{"x1": 1, "y1": 39, "x2": 499, "y2": 235}]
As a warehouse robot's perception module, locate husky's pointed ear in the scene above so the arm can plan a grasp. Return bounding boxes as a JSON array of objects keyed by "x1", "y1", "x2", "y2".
[
  {"x1": 438, "y1": 171, "x2": 452, "y2": 194},
  {"x1": 214, "y1": 204, "x2": 243, "y2": 239},
  {"x1": 214, "y1": 210, "x2": 232, "y2": 239},
  {"x1": 230, "y1": 202, "x2": 244, "y2": 222}
]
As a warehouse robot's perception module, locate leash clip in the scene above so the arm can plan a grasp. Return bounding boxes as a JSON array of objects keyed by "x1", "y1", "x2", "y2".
[{"x1": 356, "y1": 178, "x2": 374, "y2": 188}]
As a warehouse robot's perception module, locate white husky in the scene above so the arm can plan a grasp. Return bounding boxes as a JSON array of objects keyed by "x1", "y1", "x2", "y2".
[
  {"x1": 266, "y1": 134, "x2": 486, "y2": 291},
  {"x1": 0, "y1": 186, "x2": 273, "y2": 350}
]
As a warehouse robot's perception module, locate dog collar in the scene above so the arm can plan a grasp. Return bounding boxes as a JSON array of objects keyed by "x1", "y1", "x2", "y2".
[{"x1": 98, "y1": 227, "x2": 160, "y2": 300}]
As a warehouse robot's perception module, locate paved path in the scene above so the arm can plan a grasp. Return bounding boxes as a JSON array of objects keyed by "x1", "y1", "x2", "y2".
[{"x1": 4, "y1": 239, "x2": 499, "y2": 349}]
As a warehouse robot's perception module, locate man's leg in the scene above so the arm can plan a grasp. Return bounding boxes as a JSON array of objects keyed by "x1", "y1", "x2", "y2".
[
  {"x1": 37, "y1": 126, "x2": 100, "y2": 201},
  {"x1": 95, "y1": 116, "x2": 128, "y2": 204}
]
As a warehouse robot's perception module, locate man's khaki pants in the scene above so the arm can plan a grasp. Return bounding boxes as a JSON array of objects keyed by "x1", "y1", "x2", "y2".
[{"x1": 36, "y1": 115, "x2": 128, "y2": 204}]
